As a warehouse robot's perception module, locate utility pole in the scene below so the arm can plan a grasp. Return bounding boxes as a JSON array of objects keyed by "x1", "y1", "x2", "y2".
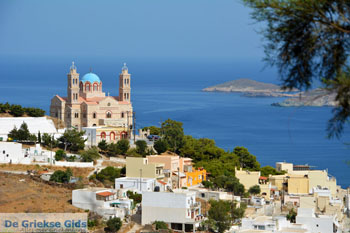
[
  {"x1": 133, "y1": 111, "x2": 136, "y2": 144},
  {"x1": 50, "y1": 134, "x2": 53, "y2": 165},
  {"x1": 178, "y1": 167, "x2": 180, "y2": 189},
  {"x1": 139, "y1": 169, "x2": 142, "y2": 192}
]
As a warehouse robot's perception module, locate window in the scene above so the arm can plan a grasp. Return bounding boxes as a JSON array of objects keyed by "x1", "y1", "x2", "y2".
[
  {"x1": 85, "y1": 83, "x2": 91, "y2": 91},
  {"x1": 3, "y1": 150, "x2": 5, "y2": 154},
  {"x1": 93, "y1": 83, "x2": 98, "y2": 91},
  {"x1": 121, "y1": 112, "x2": 124, "y2": 118},
  {"x1": 6, "y1": 154, "x2": 9, "y2": 157},
  {"x1": 107, "y1": 103, "x2": 111, "y2": 106},
  {"x1": 93, "y1": 113, "x2": 96, "y2": 118},
  {"x1": 106, "y1": 112, "x2": 112, "y2": 118},
  {"x1": 75, "y1": 113, "x2": 79, "y2": 118},
  {"x1": 120, "y1": 184, "x2": 123, "y2": 188}
]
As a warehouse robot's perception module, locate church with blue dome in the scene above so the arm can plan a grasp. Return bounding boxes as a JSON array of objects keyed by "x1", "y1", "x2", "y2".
[{"x1": 50, "y1": 62, "x2": 133, "y2": 141}]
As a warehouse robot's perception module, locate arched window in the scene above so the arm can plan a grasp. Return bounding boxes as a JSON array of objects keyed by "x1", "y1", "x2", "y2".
[
  {"x1": 120, "y1": 131, "x2": 127, "y2": 139},
  {"x1": 92, "y1": 124, "x2": 97, "y2": 127},
  {"x1": 110, "y1": 132, "x2": 115, "y2": 140},
  {"x1": 121, "y1": 112, "x2": 124, "y2": 118},
  {"x1": 101, "y1": 132, "x2": 106, "y2": 139},
  {"x1": 93, "y1": 83, "x2": 98, "y2": 91},
  {"x1": 85, "y1": 83, "x2": 91, "y2": 91},
  {"x1": 106, "y1": 112, "x2": 112, "y2": 118},
  {"x1": 93, "y1": 112, "x2": 97, "y2": 119}
]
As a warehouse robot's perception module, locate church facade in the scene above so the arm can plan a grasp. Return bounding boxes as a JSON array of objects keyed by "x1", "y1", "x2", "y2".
[{"x1": 50, "y1": 62, "x2": 133, "y2": 138}]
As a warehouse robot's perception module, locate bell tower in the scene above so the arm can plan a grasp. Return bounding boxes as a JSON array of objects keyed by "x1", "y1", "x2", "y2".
[
  {"x1": 119, "y1": 63, "x2": 131, "y2": 102},
  {"x1": 67, "y1": 62, "x2": 80, "y2": 104}
]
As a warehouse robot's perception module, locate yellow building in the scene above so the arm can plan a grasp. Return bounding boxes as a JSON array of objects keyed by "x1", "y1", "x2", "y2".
[
  {"x1": 185, "y1": 167, "x2": 206, "y2": 187},
  {"x1": 235, "y1": 168, "x2": 260, "y2": 190},
  {"x1": 126, "y1": 157, "x2": 164, "y2": 180},
  {"x1": 287, "y1": 175, "x2": 309, "y2": 194}
]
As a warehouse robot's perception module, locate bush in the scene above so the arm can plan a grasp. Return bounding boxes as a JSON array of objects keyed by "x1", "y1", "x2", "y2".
[
  {"x1": 127, "y1": 191, "x2": 142, "y2": 204},
  {"x1": 202, "y1": 180, "x2": 214, "y2": 189},
  {"x1": 50, "y1": 168, "x2": 72, "y2": 183},
  {"x1": 248, "y1": 185, "x2": 261, "y2": 195},
  {"x1": 81, "y1": 147, "x2": 100, "y2": 162},
  {"x1": 105, "y1": 217, "x2": 122, "y2": 233},
  {"x1": 10, "y1": 104, "x2": 24, "y2": 117},
  {"x1": 117, "y1": 139, "x2": 129, "y2": 155},
  {"x1": 153, "y1": 139, "x2": 168, "y2": 154},
  {"x1": 135, "y1": 140, "x2": 147, "y2": 155},
  {"x1": 96, "y1": 166, "x2": 121, "y2": 183},
  {"x1": 55, "y1": 149, "x2": 66, "y2": 161},
  {"x1": 98, "y1": 140, "x2": 108, "y2": 152},
  {"x1": 154, "y1": 221, "x2": 168, "y2": 230}
]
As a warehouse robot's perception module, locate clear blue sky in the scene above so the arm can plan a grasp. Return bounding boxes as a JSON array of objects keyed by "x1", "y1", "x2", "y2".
[{"x1": 0, "y1": 0, "x2": 264, "y2": 61}]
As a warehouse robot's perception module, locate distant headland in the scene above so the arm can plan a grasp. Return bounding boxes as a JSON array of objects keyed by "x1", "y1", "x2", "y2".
[
  {"x1": 203, "y1": 78, "x2": 338, "y2": 107},
  {"x1": 272, "y1": 88, "x2": 338, "y2": 107},
  {"x1": 202, "y1": 78, "x2": 298, "y2": 97}
]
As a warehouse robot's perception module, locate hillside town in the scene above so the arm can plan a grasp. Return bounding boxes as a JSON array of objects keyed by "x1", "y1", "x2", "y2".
[{"x1": 0, "y1": 63, "x2": 349, "y2": 233}]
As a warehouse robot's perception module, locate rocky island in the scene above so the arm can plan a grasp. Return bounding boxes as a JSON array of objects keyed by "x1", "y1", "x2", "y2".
[
  {"x1": 202, "y1": 78, "x2": 297, "y2": 97},
  {"x1": 272, "y1": 88, "x2": 338, "y2": 107}
]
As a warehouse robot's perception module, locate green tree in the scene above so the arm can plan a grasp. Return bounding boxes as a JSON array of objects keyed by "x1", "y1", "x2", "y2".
[
  {"x1": 81, "y1": 147, "x2": 100, "y2": 162},
  {"x1": 10, "y1": 104, "x2": 24, "y2": 117},
  {"x1": 208, "y1": 200, "x2": 232, "y2": 233},
  {"x1": 116, "y1": 139, "x2": 129, "y2": 155},
  {"x1": 127, "y1": 191, "x2": 142, "y2": 204},
  {"x1": 154, "y1": 221, "x2": 168, "y2": 230},
  {"x1": 153, "y1": 139, "x2": 168, "y2": 154},
  {"x1": 142, "y1": 126, "x2": 161, "y2": 135},
  {"x1": 202, "y1": 180, "x2": 214, "y2": 189},
  {"x1": 55, "y1": 149, "x2": 66, "y2": 161},
  {"x1": 58, "y1": 129, "x2": 86, "y2": 152},
  {"x1": 96, "y1": 166, "x2": 121, "y2": 183},
  {"x1": 248, "y1": 185, "x2": 261, "y2": 195},
  {"x1": 8, "y1": 122, "x2": 35, "y2": 141},
  {"x1": 105, "y1": 217, "x2": 122, "y2": 233},
  {"x1": 135, "y1": 140, "x2": 147, "y2": 155},
  {"x1": 42, "y1": 133, "x2": 58, "y2": 148},
  {"x1": 260, "y1": 165, "x2": 285, "y2": 177},
  {"x1": 107, "y1": 143, "x2": 120, "y2": 157},
  {"x1": 37, "y1": 131, "x2": 41, "y2": 144},
  {"x1": 231, "y1": 202, "x2": 247, "y2": 221},
  {"x1": 287, "y1": 208, "x2": 297, "y2": 223},
  {"x1": 161, "y1": 119, "x2": 184, "y2": 153},
  {"x1": 50, "y1": 168, "x2": 72, "y2": 183},
  {"x1": 234, "y1": 147, "x2": 260, "y2": 170},
  {"x1": 244, "y1": 0, "x2": 350, "y2": 138},
  {"x1": 24, "y1": 107, "x2": 45, "y2": 117},
  {"x1": 98, "y1": 139, "x2": 108, "y2": 152}
]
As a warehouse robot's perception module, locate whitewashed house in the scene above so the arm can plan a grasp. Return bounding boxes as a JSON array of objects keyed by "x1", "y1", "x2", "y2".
[
  {"x1": 72, "y1": 188, "x2": 132, "y2": 219},
  {"x1": 115, "y1": 177, "x2": 156, "y2": 193},
  {"x1": 141, "y1": 190, "x2": 203, "y2": 232},
  {"x1": 296, "y1": 208, "x2": 340, "y2": 233},
  {"x1": 0, "y1": 142, "x2": 32, "y2": 164},
  {"x1": 0, "y1": 117, "x2": 58, "y2": 141}
]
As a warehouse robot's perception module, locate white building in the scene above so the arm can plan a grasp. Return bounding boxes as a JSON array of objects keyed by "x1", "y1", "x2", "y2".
[
  {"x1": 0, "y1": 117, "x2": 58, "y2": 141},
  {"x1": 72, "y1": 188, "x2": 132, "y2": 219},
  {"x1": 115, "y1": 177, "x2": 157, "y2": 193},
  {"x1": 296, "y1": 208, "x2": 339, "y2": 233},
  {"x1": 141, "y1": 190, "x2": 203, "y2": 232}
]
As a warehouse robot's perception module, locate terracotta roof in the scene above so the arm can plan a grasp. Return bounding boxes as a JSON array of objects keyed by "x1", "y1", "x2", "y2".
[
  {"x1": 56, "y1": 95, "x2": 66, "y2": 102},
  {"x1": 157, "y1": 180, "x2": 167, "y2": 185},
  {"x1": 259, "y1": 176, "x2": 268, "y2": 180},
  {"x1": 96, "y1": 191, "x2": 114, "y2": 197}
]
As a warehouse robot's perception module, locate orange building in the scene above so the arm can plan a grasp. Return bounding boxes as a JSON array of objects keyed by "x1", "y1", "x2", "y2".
[{"x1": 185, "y1": 167, "x2": 206, "y2": 187}]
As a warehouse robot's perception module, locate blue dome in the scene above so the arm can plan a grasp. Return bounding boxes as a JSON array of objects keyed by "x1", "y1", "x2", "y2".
[{"x1": 81, "y1": 72, "x2": 101, "y2": 83}]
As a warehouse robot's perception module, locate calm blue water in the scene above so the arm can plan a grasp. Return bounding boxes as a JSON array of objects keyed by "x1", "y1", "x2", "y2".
[{"x1": 1, "y1": 56, "x2": 349, "y2": 187}]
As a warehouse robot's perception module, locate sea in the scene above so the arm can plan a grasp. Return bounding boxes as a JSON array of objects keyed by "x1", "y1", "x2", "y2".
[{"x1": 1, "y1": 56, "x2": 349, "y2": 187}]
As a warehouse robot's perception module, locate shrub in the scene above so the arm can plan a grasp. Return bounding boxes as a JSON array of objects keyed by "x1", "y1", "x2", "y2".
[
  {"x1": 248, "y1": 185, "x2": 261, "y2": 195},
  {"x1": 135, "y1": 140, "x2": 147, "y2": 155},
  {"x1": 105, "y1": 217, "x2": 122, "y2": 233},
  {"x1": 50, "y1": 168, "x2": 72, "y2": 183},
  {"x1": 96, "y1": 166, "x2": 121, "y2": 183},
  {"x1": 153, "y1": 139, "x2": 168, "y2": 154},
  {"x1": 154, "y1": 221, "x2": 168, "y2": 230},
  {"x1": 55, "y1": 149, "x2": 66, "y2": 161}
]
